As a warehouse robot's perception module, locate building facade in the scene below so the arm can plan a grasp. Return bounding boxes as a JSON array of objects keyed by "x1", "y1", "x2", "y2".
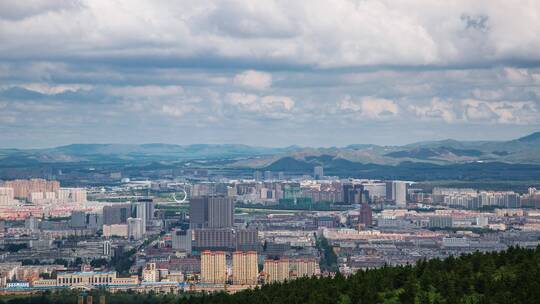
[
  {"x1": 200, "y1": 251, "x2": 226, "y2": 284},
  {"x1": 232, "y1": 251, "x2": 258, "y2": 285},
  {"x1": 264, "y1": 259, "x2": 289, "y2": 283}
]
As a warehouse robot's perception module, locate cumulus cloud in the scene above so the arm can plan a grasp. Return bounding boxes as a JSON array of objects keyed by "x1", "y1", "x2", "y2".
[
  {"x1": 1, "y1": 1, "x2": 540, "y2": 68},
  {"x1": 409, "y1": 97, "x2": 539, "y2": 125},
  {"x1": 161, "y1": 103, "x2": 200, "y2": 118},
  {"x1": 226, "y1": 92, "x2": 294, "y2": 118},
  {"x1": 462, "y1": 99, "x2": 538, "y2": 124},
  {"x1": 339, "y1": 96, "x2": 398, "y2": 119},
  {"x1": 233, "y1": 70, "x2": 272, "y2": 90},
  {"x1": 1, "y1": 1, "x2": 540, "y2": 147},
  {"x1": 409, "y1": 98, "x2": 459, "y2": 123},
  {"x1": 10, "y1": 83, "x2": 92, "y2": 95}
]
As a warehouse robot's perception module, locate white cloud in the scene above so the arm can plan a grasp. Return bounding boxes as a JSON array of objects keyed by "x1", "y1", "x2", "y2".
[
  {"x1": 339, "y1": 96, "x2": 398, "y2": 119},
  {"x1": 161, "y1": 103, "x2": 199, "y2": 118},
  {"x1": 409, "y1": 98, "x2": 458, "y2": 123},
  {"x1": 462, "y1": 99, "x2": 538, "y2": 124},
  {"x1": 233, "y1": 70, "x2": 272, "y2": 90},
  {"x1": 260, "y1": 95, "x2": 294, "y2": 111},
  {"x1": 409, "y1": 97, "x2": 540, "y2": 125},
  {"x1": 226, "y1": 92, "x2": 294, "y2": 118},
  {"x1": 1, "y1": 1, "x2": 540, "y2": 147},
  {"x1": 17, "y1": 83, "x2": 92, "y2": 95},
  {"x1": 109, "y1": 85, "x2": 184, "y2": 97},
  {"x1": 502, "y1": 68, "x2": 533, "y2": 84},
  {"x1": 1, "y1": 1, "x2": 540, "y2": 68}
]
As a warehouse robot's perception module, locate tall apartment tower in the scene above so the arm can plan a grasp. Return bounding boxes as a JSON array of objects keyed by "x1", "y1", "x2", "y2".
[
  {"x1": 172, "y1": 229, "x2": 192, "y2": 253},
  {"x1": 2, "y1": 179, "x2": 60, "y2": 199},
  {"x1": 134, "y1": 201, "x2": 147, "y2": 234},
  {"x1": 385, "y1": 181, "x2": 407, "y2": 207},
  {"x1": 292, "y1": 258, "x2": 318, "y2": 278},
  {"x1": 385, "y1": 181, "x2": 394, "y2": 200},
  {"x1": 393, "y1": 181, "x2": 407, "y2": 207},
  {"x1": 342, "y1": 184, "x2": 364, "y2": 204},
  {"x1": 103, "y1": 204, "x2": 131, "y2": 225},
  {"x1": 232, "y1": 251, "x2": 258, "y2": 285},
  {"x1": 264, "y1": 259, "x2": 289, "y2": 283},
  {"x1": 200, "y1": 251, "x2": 227, "y2": 284},
  {"x1": 359, "y1": 203, "x2": 373, "y2": 227},
  {"x1": 0, "y1": 187, "x2": 14, "y2": 206},
  {"x1": 103, "y1": 240, "x2": 112, "y2": 256},
  {"x1": 190, "y1": 196, "x2": 234, "y2": 229},
  {"x1": 135, "y1": 198, "x2": 155, "y2": 231},
  {"x1": 127, "y1": 217, "x2": 144, "y2": 240}
]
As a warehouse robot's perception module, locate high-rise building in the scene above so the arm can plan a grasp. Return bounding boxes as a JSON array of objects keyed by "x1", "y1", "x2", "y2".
[
  {"x1": 0, "y1": 187, "x2": 15, "y2": 206},
  {"x1": 232, "y1": 251, "x2": 258, "y2": 285},
  {"x1": 359, "y1": 203, "x2": 373, "y2": 227},
  {"x1": 103, "y1": 240, "x2": 112, "y2": 256},
  {"x1": 342, "y1": 184, "x2": 364, "y2": 204},
  {"x1": 314, "y1": 166, "x2": 324, "y2": 179},
  {"x1": 70, "y1": 211, "x2": 87, "y2": 229},
  {"x1": 208, "y1": 197, "x2": 234, "y2": 228},
  {"x1": 2, "y1": 179, "x2": 60, "y2": 200},
  {"x1": 193, "y1": 228, "x2": 235, "y2": 251},
  {"x1": 291, "y1": 258, "x2": 318, "y2": 278},
  {"x1": 385, "y1": 181, "x2": 394, "y2": 200},
  {"x1": 127, "y1": 217, "x2": 144, "y2": 240},
  {"x1": 103, "y1": 204, "x2": 131, "y2": 225},
  {"x1": 200, "y1": 251, "x2": 226, "y2": 284},
  {"x1": 189, "y1": 196, "x2": 234, "y2": 229},
  {"x1": 385, "y1": 181, "x2": 407, "y2": 207},
  {"x1": 86, "y1": 213, "x2": 102, "y2": 229},
  {"x1": 235, "y1": 229, "x2": 259, "y2": 251},
  {"x1": 189, "y1": 197, "x2": 207, "y2": 229},
  {"x1": 134, "y1": 202, "x2": 147, "y2": 234},
  {"x1": 362, "y1": 182, "x2": 386, "y2": 200},
  {"x1": 264, "y1": 259, "x2": 289, "y2": 283},
  {"x1": 172, "y1": 229, "x2": 192, "y2": 253},
  {"x1": 133, "y1": 198, "x2": 155, "y2": 233},
  {"x1": 393, "y1": 181, "x2": 407, "y2": 207},
  {"x1": 57, "y1": 188, "x2": 87, "y2": 203},
  {"x1": 137, "y1": 198, "x2": 155, "y2": 221},
  {"x1": 253, "y1": 171, "x2": 262, "y2": 181}
]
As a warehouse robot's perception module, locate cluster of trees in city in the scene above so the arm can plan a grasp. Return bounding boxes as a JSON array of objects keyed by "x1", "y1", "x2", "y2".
[
  {"x1": 22, "y1": 258, "x2": 84, "y2": 269},
  {"x1": 1, "y1": 244, "x2": 27, "y2": 253},
  {"x1": 4, "y1": 246, "x2": 540, "y2": 304},
  {"x1": 108, "y1": 248, "x2": 137, "y2": 275},
  {"x1": 316, "y1": 236, "x2": 338, "y2": 273}
]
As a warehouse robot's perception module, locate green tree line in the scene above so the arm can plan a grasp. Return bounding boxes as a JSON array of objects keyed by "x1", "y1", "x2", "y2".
[{"x1": 3, "y1": 246, "x2": 540, "y2": 304}]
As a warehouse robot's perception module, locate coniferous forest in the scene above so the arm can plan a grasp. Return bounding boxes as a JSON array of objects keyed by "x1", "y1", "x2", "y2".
[{"x1": 3, "y1": 246, "x2": 540, "y2": 304}]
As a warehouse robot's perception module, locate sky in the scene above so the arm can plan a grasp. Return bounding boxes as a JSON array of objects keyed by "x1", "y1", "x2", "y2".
[{"x1": 1, "y1": 0, "x2": 540, "y2": 148}]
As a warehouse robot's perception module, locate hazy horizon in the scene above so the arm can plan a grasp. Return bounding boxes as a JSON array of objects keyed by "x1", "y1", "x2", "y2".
[{"x1": 3, "y1": 129, "x2": 538, "y2": 150}]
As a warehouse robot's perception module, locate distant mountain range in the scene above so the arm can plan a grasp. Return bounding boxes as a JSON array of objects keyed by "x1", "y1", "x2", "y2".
[{"x1": 1, "y1": 132, "x2": 540, "y2": 170}]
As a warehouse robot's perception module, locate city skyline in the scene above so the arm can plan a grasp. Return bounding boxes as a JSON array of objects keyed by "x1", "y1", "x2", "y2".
[
  {"x1": 1, "y1": 1, "x2": 540, "y2": 302},
  {"x1": 1, "y1": 1, "x2": 540, "y2": 148}
]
